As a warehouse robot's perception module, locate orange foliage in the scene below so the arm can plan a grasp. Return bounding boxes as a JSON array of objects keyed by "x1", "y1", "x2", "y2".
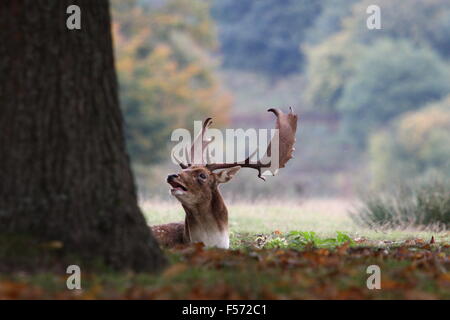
[{"x1": 112, "y1": 0, "x2": 231, "y2": 129}]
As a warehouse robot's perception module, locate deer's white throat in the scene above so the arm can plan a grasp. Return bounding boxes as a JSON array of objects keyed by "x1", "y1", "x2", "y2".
[
  {"x1": 189, "y1": 225, "x2": 229, "y2": 249},
  {"x1": 189, "y1": 216, "x2": 230, "y2": 249}
]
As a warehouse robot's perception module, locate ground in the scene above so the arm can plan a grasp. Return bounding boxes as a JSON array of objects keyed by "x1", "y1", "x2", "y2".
[
  {"x1": 0, "y1": 199, "x2": 449, "y2": 299},
  {"x1": 143, "y1": 199, "x2": 450, "y2": 244}
]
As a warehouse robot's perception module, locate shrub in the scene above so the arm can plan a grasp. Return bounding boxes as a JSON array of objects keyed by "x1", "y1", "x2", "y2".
[{"x1": 351, "y1": 178, "x2": 450, "y2": 229}]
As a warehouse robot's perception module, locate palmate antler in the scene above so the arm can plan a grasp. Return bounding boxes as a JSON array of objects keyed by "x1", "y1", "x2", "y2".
[{"x1": 174, "y1": 108, "x2": 298, "y2": 180}]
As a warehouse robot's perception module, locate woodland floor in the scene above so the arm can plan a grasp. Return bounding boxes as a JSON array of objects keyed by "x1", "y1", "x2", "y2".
[{"x1": 0, "y1": 200, "x2": 449, "y2": 299}]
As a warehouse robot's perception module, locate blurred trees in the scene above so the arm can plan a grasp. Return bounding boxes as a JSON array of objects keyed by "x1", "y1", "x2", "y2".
[
  {"x1": 305, "y1": 2, "x2": 450, "y2": 133},
  {"x1": 209, "y1": 0, "x2": 450, "y2": 193},
  {"x1": 112, "y1": 0, "x2": 230, "y2": 166},
  {"x1": 304, "y1": 33, "x2": 364, "y2": 112},
  {"x1": 305, "y1": 0, "x2": 358, "y2": 45},
  {"x1": 369, "y1": 96, "x2": 450, "y2": 188},
  {"x1": 212, "y1": 0, "x2": 323, "y2": 77},
  {"x1": 305, "y1": 37, "x2": 450, "y2": 140},
  {"x1": 300, "y1": 0, "x2": 450, "y2": 189},
  {"x1": 344, "y1": 0, "x2": 450, "y2": 60},
  {"x1": 338, "y1": 40, "x2": 450, "y2": 146},
  {"x1": 110, "y1": 0, "x2": 450, "y2": 195}
]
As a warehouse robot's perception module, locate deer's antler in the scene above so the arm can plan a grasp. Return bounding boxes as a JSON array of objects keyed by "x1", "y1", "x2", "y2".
[
  {"x1": 206, "y1": 107, "x2": 298, "y2": 180},
  {"x1": 191, "y1": 117, "x2": 215, "y2": 165},
  {"x1": 174, "y1": 117, "x2": 215, "y2": 168},
  {"x1": 174, "y1": 108, "x2": 298, "y2": 178}
]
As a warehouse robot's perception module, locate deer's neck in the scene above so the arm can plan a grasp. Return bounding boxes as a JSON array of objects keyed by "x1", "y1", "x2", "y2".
[{"x1": 182, "y1": 189, "x2": 229, "y2": 249}]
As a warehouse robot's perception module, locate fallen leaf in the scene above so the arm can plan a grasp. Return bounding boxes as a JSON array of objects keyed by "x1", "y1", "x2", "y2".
[{"x1": 162, "y1": 263, "x2": 188, "y2": 278}]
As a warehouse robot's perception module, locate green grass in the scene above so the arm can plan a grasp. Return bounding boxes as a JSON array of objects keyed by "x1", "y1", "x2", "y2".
[
  {"x1": 0, "y1": 198, "x2": 448, "y2": 299},
  {"x1": 142, "y1": 198, "x2": 450, "y2": 246}
]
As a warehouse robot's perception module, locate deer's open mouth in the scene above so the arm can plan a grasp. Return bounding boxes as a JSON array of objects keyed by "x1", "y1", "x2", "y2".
[{"x1": 168, "y1": 180, "x2": 188, "y2": 192}]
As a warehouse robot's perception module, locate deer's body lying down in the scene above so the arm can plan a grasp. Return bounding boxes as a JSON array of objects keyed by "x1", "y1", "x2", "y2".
[
  {"x1": 151, "y1": 108, "x2": 297, "y2": 249},
  {"x1": 151, "y1": 222, "x2": 186, "y2": 248}
]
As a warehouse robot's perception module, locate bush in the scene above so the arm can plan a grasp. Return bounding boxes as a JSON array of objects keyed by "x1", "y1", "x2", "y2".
[{"x1": 351, "y1": 178, "x2": 450, "y2": 229}]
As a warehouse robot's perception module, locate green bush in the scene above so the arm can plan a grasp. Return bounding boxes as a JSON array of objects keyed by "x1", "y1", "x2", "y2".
[{"x1": 351, "y1": 178, "x2": 450, "y2": 229}]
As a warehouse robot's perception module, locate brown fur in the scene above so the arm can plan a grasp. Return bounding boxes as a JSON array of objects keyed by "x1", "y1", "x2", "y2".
[
  {"x1": 151, "y1": 165, "x2": 238, "y2": 248},
  {"x1": 151, "y1": 222, "x2": 187, "y2": 248}
]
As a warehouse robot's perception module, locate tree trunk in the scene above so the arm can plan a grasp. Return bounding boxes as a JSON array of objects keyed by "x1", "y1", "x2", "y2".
[{"x1": 0, "y1": 0, "x2": 166, "y2": 272}]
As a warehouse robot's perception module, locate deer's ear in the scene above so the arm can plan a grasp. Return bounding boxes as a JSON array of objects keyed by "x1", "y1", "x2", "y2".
[{"x1": 215, "y1": 166, "x2": 240, "y2": 184}]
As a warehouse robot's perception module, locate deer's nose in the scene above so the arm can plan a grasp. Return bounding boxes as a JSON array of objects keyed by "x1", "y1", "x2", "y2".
[{"x1": 167, "y1": 174, "x2": 179, "y2": 182}]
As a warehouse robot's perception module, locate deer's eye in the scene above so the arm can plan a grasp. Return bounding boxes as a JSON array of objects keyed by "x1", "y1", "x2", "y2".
[{"x1": 198, "y1": 173, "x2": 207, "y2": 180}]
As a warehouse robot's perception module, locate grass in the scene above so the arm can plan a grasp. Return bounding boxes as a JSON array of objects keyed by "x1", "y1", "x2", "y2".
[
  {"x1": 0, "y1": 198, "x2": 448, "y2": 299},
  {"x1": 142, "y1": 198, "x2": 450, "y2": 245},
  {"x1": 1, "y1": 239, "x2": 448, "y2": 299}
]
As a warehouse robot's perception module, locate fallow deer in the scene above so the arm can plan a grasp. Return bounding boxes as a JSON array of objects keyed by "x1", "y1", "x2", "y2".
[{"x1": 151, "y1": 108, "x2": 298, "y2": 249}]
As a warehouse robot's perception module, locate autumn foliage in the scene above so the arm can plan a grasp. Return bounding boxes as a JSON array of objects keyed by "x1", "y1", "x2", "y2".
[{"x1": 112, "y1": 0, "x2": 231, "y2": 165}]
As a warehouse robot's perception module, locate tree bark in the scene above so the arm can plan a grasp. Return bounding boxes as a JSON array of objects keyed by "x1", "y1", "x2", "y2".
[{"x1": 0, "y1": 0, "x2": 166, "y2": 272}]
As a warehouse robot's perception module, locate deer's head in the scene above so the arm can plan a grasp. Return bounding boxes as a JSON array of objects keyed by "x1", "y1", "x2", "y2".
[
  {"x1": 167, "y1": 108, "x2": 298, "y2": 206},
  {"x1": 167, "y1": 165, "x2": 240, "y2": 206}
]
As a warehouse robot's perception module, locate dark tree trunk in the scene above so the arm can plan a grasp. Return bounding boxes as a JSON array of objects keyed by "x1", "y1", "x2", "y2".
[{"x1": 0, "y1": 0, "x2": 166, "y2": 272}]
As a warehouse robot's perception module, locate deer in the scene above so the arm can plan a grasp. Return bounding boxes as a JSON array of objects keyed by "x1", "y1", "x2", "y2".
[{"x1": 150, "y1": 108, "x2": 298, "y2": 249}]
